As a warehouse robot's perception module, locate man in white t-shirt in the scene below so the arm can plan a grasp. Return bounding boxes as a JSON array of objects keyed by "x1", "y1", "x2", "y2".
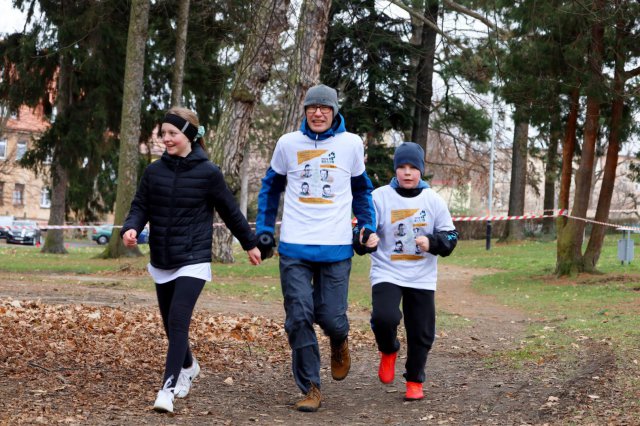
[{"x1": 255, "y1": 84, "x2": 378, "y2": 412}]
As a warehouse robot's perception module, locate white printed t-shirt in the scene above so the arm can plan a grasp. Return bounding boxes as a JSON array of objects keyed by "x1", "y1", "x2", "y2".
[
  {"x1": 270, "y1": 130, "x2": 366, "y2": 246},
  {"x1": 370, "y1": 185, "x2": 455, "y2": 290}
]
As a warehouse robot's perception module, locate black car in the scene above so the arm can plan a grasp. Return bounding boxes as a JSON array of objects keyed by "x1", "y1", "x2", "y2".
[{"x1": 6, "y1": 220, "x2": 42, "y2": 246}]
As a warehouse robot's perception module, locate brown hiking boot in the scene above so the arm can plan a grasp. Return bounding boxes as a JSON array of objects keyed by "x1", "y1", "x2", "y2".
[
  {"x1": 294, "y1": 384, "x2": 321, "y2": 412},
  {"x1": 330, "y1": 337, "x2": 351, "y2": 380}
]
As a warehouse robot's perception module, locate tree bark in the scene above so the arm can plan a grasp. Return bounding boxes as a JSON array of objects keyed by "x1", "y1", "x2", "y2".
[
  {"x1": 501, "y1": 105, "x2": 529, "y2": 242},
  {"x1": 556, "y1": 0, "x2": 605, "y2": 276},
  {"x1": 542, "y1": 96, "x2": 561, "y2": 236},
  {"x1": 41, "y1": 53, "x2": 72, "y2": 254},
  {"x1": 101, "y1": 0, "x2": 150, "y2": 259},
  {"x1": 170, "y1": 0, "x2": 190, "y2": 107},
  {"x1": 411, "y1": 0, "x2": 438, "y2": 153},
  {"x1": 281, "y1": 0, "x2": 332, "y2": 134},
  {"x1": 210, "y1": 0, "x2": 291, "y2": 263},
  {"x1": 583, "y1": 8, "x2": 626, "y2": 271}
]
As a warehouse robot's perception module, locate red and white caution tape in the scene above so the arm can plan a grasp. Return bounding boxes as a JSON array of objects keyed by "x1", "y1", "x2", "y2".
[{"x1": 451, "y1": 209, "x2": 567, "y2": 222}]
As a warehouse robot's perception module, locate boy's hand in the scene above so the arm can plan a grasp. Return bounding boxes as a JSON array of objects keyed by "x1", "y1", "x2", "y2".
[
  {"x1": 415, "y1": 236, "x2": 429, "y2": 252},
  {"x1": 353, "y1": 227, "x2": 377, "y2": 255},
  {"x1": 122, "y1": 229, "x2": 138, "y2": 247},
  {"x1": 360, "y1": 228, "x2": 379, "y2": 248}
]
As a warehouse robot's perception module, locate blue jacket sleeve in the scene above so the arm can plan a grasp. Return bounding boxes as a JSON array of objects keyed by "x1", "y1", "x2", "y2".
[
  {"x1": 256, "y1": 167, "x2": 287, "y2": 235},
  {"x1": 350, "y1": 171, "x2": 376, "y2": 232}
]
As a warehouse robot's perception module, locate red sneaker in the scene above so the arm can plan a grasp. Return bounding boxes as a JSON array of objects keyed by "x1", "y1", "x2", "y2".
[
  {"x1": 405, "y1": 381, "x2": 424, "y2": 401},
  {"x1": 378, "y1": 351, "x2": 397, "y2": 384}
]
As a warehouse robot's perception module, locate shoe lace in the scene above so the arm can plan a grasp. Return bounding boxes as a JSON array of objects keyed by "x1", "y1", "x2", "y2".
[
  {"x1": 162, "y1": 376, "x2": 175, "y2": 393},
  {"x1": 331, "y1": 340, "x2": 346, "y2": 363}
]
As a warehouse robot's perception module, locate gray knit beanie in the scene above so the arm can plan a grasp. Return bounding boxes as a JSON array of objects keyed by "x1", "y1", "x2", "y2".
[
  {"x1": 394, "y1": 142, "x2": 425, "y2": 175},
  {"x1": 303, "y1": 84, "x2": 339, "y2": 118}
]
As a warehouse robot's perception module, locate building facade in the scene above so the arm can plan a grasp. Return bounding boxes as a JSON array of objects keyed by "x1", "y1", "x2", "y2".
[{"x1": 0, "y1": 105, "x2": 51, "y2": 222}]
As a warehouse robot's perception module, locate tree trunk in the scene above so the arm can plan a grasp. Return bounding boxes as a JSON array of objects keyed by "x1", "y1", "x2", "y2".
[
  {"x1": 210, "y1": 0, "x2": 291, "y2": 263},
  {"x1": 556, "y1": 0, "x2": 605, "y2": 276},
  {"x1": 411, "y1": 0, "x2": 438, "y2": 153},
  {"x1": 101, "y1": 0, "x2": 150, "y2": 259},
  {"x1": 583, "y1": 10, "x2": 626, "y2": 271},
  {"x1": 41, "y1": 53, "x2": 72, "y2": 254},
  {"x1": 555, "y1": 86, "x2": 579, "y2": 243},
  {"x1": 542, "y1": 97, "x2": 561, "y2": 236},
  {"x1": 501, "y1": 105, "x2": 529, "y2": 242},
  {"x1": 240, "y1": 143, "x2": 249, "y2": 217},
  {"x1": 281, "y1": 0, "x2": 332, "y2": 134},
  {"x1": 170, "y1": 0, "x2": 190, "y2": 107}
]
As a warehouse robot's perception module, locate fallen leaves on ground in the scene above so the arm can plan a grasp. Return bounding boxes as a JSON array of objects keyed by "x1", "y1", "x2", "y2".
[{"x1": 0, "y1": 297, "x2": 377, "y2": 424}]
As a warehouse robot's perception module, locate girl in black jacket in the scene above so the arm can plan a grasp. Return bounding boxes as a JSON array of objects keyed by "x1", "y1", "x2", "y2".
[{"x1": 121, "y1": 107, "x2": 261, "y2": 413}]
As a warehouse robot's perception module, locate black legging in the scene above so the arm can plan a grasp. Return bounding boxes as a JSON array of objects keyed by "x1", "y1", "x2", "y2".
[
  {"x1": 370, "y1": 282, "x2": 435, "y2": 383},
  {"x1": 155, "y1": 276, "x2": 205, "y2": 388}
]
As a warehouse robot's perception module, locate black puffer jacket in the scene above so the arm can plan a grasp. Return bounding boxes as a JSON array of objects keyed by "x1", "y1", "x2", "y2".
[{"x1": 121, "y1": 145, "x2": 256, "y2": 269}]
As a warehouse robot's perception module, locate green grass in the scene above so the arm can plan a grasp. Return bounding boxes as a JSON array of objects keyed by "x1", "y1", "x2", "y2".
[
  {"x1": 444, "y1": 235, "x2": 640, "y2": 366},
  {"x1": 2, "y1": 235, "x2": 639, "y2": 357}
]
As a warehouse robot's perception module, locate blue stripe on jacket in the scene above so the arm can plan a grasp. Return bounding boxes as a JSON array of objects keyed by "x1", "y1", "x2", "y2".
[
  {"x1": 256, "y1": 167, "x2": 286, "y2": 235},
  {"x1": 351, "y1": 171, "x2": 376, "y2": 232}
]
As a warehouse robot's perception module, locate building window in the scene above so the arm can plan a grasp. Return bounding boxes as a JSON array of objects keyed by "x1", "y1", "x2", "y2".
[
  {"x1": 0, "y1": 139, "x2": 6, "y2": 159},
  {"x1": 0, "y1": 182, "x2": 4, "y2": 206},
  {"x1": 13, "y1": 183, "x2": 24, "y2": 206},
  {"x1": 40, "y1": 187, "x2": 51, "y2": 208},
  {"x1": 16, "y1": 141, "x2": 27, "y2": 161}
]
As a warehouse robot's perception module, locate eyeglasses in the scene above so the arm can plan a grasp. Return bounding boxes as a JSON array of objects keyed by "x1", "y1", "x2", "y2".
[{"x1": 306, "y1": 105, "x2": 332, "y2": 114}]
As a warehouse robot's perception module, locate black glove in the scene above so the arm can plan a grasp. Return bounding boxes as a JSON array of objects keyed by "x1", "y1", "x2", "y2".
[
  {"x1": 256, "y1": 232, "x2": 276, "y2": 260},
  {"x1": 352, "y1": 227, "x2": 376, "y2": 256}
]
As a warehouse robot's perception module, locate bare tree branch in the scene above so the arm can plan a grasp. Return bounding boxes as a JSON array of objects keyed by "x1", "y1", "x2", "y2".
[
  {"x1": 385, "y1": 0, "x2": 459, "y2": 45},
  {"x1": 443, "y1": 0, "x2": 505, "y2": 36},
  {"x1": 624, "y1": 65, "x2": 640, "y2": 79}
]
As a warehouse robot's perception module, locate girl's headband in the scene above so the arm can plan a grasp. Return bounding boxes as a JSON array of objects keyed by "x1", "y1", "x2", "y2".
[{"x1": 162, "y1": 113, "x2": 205, "y2": 142}]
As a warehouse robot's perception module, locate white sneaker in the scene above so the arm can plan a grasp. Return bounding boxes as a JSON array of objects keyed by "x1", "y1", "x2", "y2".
[
  {"x1": 174, "y1": 357, "x2": 200, "y2": 398},
  {"x1": 153, "y1": 378, "x2": 175, "y2": 413}
]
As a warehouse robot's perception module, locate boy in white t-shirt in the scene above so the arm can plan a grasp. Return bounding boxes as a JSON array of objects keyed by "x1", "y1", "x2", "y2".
[
  {"x1": 255, "y1": 84, "x2": 377, "y2": 412},
  {"x1": 354, "y1": 142, "x2": 458, "y2": 401}
]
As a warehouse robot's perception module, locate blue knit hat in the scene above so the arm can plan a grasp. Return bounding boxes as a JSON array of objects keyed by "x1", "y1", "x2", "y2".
[
  {"x1": 304, "y1": 84, "x2": 339, "y2": 118},
  {"x1": 394, "y1": 142, "x2": 425, "y2": 175}
]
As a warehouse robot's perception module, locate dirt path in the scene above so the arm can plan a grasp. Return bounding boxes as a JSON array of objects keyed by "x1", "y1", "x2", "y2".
[{"x1": 0, "y1": 265, "x2": 621, "y2": 425}]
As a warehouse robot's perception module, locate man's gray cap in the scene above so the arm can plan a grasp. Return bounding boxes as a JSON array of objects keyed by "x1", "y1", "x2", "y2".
[{"x1": 304, "y1": 84, "x2": 339, "y2": 118}]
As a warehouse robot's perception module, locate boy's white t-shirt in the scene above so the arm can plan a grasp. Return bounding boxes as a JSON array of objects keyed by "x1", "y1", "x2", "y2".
[
  {"x1": 370, "y1": 185, "x2": 455, "y2": 291},
  {"x1": 270, "y1": 130, "x2": 366, "y2": 246}
]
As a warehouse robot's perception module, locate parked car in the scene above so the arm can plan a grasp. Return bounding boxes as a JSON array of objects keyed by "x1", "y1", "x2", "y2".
[
  {"x1": 6, "y1": 220, "x2": 42, "y2": 246},
  {"x1": 0, "y1": 216, "x2": 14, "y2": 239},
  {"x1": 91, "y1": 225, "x2": 148, "y2": 245}
]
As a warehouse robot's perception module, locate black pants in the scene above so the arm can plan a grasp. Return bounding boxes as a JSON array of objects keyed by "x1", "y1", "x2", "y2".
[
  {"x1": 155, "y1": 276, "x2": 205, "y2": 388},
  {"x1": 370, "y1": 282, "x2": 435, "y2": 383}
]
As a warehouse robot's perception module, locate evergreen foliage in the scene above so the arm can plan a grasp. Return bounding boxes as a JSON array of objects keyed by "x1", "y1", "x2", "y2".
[
  {"x1": 1, "y1": 0, "x2": 130, "y2": 222},
  {"x1": 320, "y1": 0, "x2": 414, "y2": 139}
]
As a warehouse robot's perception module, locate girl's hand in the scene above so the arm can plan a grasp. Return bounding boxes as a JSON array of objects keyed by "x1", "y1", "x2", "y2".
[
  {"x1": 247, "y1": 247, "x2": 262, "y2": 265},
  {"x1": 415, "y1": 236, "x2": 429, "y2": 252},
  {"x1": 122, "y1": 229, "x2": 138, "y2": 247}
]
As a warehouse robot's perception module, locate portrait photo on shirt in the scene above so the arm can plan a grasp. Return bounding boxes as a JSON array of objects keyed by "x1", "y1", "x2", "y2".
[
  {"x1": 395, "y1": 223, "x2": 407, "y2": 237},
  {"x1": 301, "y1": 163, "x2": 312, "y2": 178},
  {"x1": 322, "y1": 184, "x2": 333, "y2": 198},
  {"x1": 320, "y1": 168, "x2": 331, "y2": 182},
  {"x1": 300, "y1": 182, "x2": 310, "y2": 196}
]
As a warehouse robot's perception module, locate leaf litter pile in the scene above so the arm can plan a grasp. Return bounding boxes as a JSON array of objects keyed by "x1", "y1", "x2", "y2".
[{"x1": 0, "y1": 297, "x2": 301, "y2": 423}]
